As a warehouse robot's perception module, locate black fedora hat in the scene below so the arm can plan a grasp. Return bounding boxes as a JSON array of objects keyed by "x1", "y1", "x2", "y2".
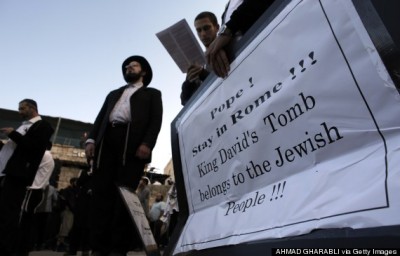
[{"x1": 122, "y1": 55, "x2": 153, "y2": 86}]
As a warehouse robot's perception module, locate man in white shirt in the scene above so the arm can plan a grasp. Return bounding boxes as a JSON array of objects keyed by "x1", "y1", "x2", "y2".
[
  {"x1": 0, "y1": 99, "x2": 54, "y2": 256},
  {"x1": 19, "y1": 142, "x2": 55, "y2": 254},
  {"x1": 0, "y1": 119, "x2": 35, "y2": 177}
]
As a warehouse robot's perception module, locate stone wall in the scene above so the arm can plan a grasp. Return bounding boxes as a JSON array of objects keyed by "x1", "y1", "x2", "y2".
[
  {"x1": 52, "y1": 144, "x2": 86, "y2": 166},
  {"x1": 51, "y1": 144, "x2": 87, "y2": 189}
]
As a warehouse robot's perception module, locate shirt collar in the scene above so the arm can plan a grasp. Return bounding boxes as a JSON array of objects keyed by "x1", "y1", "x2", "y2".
[
  {"x1": 23, "y1": 116, "x2": 42, "y2": 125},
  {"x1": 127, "y1": 82, "x2": 143, "y2": 88}
]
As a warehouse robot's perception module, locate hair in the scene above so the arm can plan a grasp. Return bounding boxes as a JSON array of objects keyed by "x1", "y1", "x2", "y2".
[
  {"x1": 195, "y1": 11, "x2": 219, "y2": 27},
  {"x1": 157, "y1": 193, "x2": 164, "y2": 201},
  {"x1": 20, "y1": 98, "x2": 38, "y2": 112}
]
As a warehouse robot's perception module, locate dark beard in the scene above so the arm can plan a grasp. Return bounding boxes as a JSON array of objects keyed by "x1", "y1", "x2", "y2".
[{"x1": 124, "y1": 72, "x2": 141, "y2": 83}]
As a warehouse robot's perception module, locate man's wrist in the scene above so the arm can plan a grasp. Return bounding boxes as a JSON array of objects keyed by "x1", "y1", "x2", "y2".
[
  {"x1": 217, "y1": 24, "x2": 232, "y2": 37},
  {"x1": 85, "y1": 139, "x2": 95, "y2": 145}
]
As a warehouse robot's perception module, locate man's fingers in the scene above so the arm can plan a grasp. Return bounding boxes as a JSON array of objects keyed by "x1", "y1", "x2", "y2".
[
  {"x1": 214, "y1": 51, "x2": 230, "y2": 77},
  {"x1": 136, "y1": 144, "x2": 151, "y2": 159}
]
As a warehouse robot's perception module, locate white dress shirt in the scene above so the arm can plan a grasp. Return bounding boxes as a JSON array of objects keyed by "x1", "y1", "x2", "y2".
[
  {"x1": 109, "y1": 82, "x2": 143, "y2": 123},
  {"x1": 29, "y1": 150, "x2": 55, "y2": 189}
]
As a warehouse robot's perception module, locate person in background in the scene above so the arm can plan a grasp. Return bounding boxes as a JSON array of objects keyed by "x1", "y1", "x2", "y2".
[
  {"x1": 30, "y1": 182, "x2": 58, "y2": 251},
  {"x1": 136, "y1": 177, "x2": 151, "y2": 219},
  {"x1": 19, "y1": 141, "x2": 55, "y2": 254},
  {"x1": 149, "y1": 193, "x2": 166, "y2": 248},
  {"x1": 85, "y1": 55, "x2": 163, "y2": 256},
  {"x1": 0, "y1": 99, "x2": 54, "y2": 256},
  {"x1": 64, "y1": 170, "x2": 92, "y2": 256},
  {"x1": 79, "y1": 132, "x2": 88, "y2": 149},
  {"x1": 206, "y1": 0, "x2": 276, "y2": 78},
  {"x1": 161, "y1": 179, "x2": 179, "y2": 246},
  {"x1": 56, "y1": 177, "x2": 79, "y2": 252},
  {"x1": 180, "y1": 11, "x2": 220, "y2": 106}
]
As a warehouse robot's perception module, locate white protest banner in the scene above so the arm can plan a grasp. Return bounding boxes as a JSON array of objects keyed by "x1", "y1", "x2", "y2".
[{"x1": 174, "y1": 0, "x2": 400, "y2": 254}]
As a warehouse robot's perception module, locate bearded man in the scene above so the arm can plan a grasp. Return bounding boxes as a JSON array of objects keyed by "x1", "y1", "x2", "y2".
[{"x1": 85, "y1": 55, "x2": 163, "y2": 256}]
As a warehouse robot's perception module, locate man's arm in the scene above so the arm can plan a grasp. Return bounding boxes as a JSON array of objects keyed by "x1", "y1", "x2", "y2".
[
  {"x1": 7, "y1": 121, "x2": 53, "y2": 153},
  {"x1": 226, "y1": 0, "x2": 275, "y2": 35},
  {"x1": 139, "y1": 89, "x2": 163, "y2": 151},
  {"x1": 181, "y1": 80, "x2": 201, "y2": 106},
  {"x1": 180, "y1": 66, "x2": 210, "y2": 106},
  {"x1": 85, "y1": 92, "x2": 114, "y2": 161},
  {"x1": 207, "y1": 0, "x2": 276, "y2": 78}
]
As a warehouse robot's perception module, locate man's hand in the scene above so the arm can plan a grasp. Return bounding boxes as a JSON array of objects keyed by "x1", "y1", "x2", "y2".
[
  {"x1": 186, "y1": 64, "x2": 203, "y2": 82},
  {"x1": 136, "y1": 144, "x2": 151, "y2": 160},
  {"x1": 0, "y1": 127, "x2": 14, "y2": 136},
  {"x1": 206, "y1": 35, "x2": 232, "y2": 78},
  {"x1": 85, "y1": 142, "x2": 95, "y2": 162}
]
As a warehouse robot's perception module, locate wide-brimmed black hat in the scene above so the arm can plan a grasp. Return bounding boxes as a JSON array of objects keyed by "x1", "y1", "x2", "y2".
[{"x1": 122, "y1": 55, "x2": 153, "y2": 86}]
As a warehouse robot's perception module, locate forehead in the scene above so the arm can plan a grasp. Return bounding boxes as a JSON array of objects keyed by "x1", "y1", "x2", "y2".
[
  {"x1": 194, "y1": 18, "x2": 214, "y2": 28},
  {"x1": 18, "y1": 102, "x2": 31, "y2": 110},
  {"x1": 127, "y1": 61, "x2": 141, "y2": 67}
]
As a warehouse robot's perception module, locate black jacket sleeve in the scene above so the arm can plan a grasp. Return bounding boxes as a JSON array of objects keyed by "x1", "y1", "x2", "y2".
[
  {"x1": 180, "y1": 80, "x2": 201, "y2": 106},
  {"x1": 180, "y1": 69, "x2": 210, "y2": 106},
  {"x1": 225, "y1": 0, "x2": 276, "y2": 35},
  {"x1": 5, "y1": 120, "x2": 54, "y2": 181}
]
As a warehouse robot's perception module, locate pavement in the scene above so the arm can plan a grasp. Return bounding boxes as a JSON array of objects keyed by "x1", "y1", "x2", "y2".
[{"x1": 28, "y1": 250, "x2": 150, "y2": 256}]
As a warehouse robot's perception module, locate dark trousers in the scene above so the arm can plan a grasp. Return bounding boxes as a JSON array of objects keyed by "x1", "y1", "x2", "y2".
[
  {"x1": 150, "y1": 220, "x2": 166, "y2": 247},
  {"x1": 0, "y1": 176, "x2": 36, "y2": 255},
  {"x1": 30, "y1": 212, "x2": 51, "y2": 249},
  {"x1": 19, "y1": 189, "x2": 44, "y2": 253},
  {"x1": 68, "y1": 192, "x2": 91, "y2": 253},
  {"x1": 90, "y1": 125, "x2": 145, "y2": 255}
]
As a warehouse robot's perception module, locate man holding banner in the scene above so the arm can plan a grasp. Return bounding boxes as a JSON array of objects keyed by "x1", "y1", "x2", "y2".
[{"x1": 206, "y1": 0, "x2": 276, "y2": 78}]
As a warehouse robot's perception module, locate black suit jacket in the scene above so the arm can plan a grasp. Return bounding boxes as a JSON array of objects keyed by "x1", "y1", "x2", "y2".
[
  {"x1": 89, "y1": 85, "x2": 163, "y2": 164},
  {"x1": 4, "y1": 119, "x2": 54, "y2": 183}
]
